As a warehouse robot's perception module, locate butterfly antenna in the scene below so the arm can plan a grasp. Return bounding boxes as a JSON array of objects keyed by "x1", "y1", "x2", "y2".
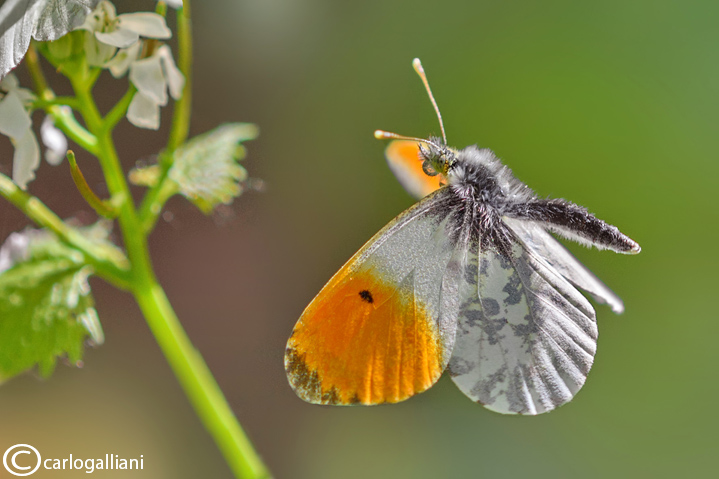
[
  {"x1": 412, "y1": 58, "x2": 447, "y2": 145},
  {"x1": 374, "y1": 130, "x2": 442, "y2": 150}
]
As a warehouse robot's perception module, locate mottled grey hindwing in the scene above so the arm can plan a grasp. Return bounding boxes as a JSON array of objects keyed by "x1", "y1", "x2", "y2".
[{"x1": 448, "y1": 221, "x2": 598, "y2": 415}]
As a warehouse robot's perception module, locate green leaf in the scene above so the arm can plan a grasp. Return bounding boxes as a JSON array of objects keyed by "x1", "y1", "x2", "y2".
[
  {"x1": 168, "y1": 123, "x2": 259, "y2": 214},
  {"x1": 0, "y1": 223, "x2": 105, "y2": 382}
]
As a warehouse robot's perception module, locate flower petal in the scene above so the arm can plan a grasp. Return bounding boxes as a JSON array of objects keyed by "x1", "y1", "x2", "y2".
[
  {"x1": 13, "y1": 88, "x2": 36, "y2": 104},
  {"x1": 0, "y1": 91, "x2": 32, "y2": 139},
  {"x1": 76, "y1": 1, "x2": 117, "y2": 32},
  {"x1": 129, "y1": 54, "x2": 168, "y2": 105},
  {"x1": 0, "y1": 73, "x2": 19, "y2": 90},
  {"x1": 118, "y1": 13, "x2": 171, "y2": 39},
  {"x1": 157, "y1": 45, "x2": 185, "y2": 100},
  {"x1": 85, "y1": 31, "x2": 118, "y2": 66},
  {"x1": 164, "y1": 0, "x2": 184, "y2": 9},
  {"x1": 127, "y1": 92, "x2": 161, "y2": 130},
  {"x1": 105, "y1": 41, "x2": 142, "y2": 78},
  {"x1": 41, "y1": 114, "x2": 68, "y2": 166},
  {"x1": 0, "y1": 74, "x2": 34, "y2": 103},
  {"x1": 12, "y1": 129, "x2": 41, "y2": 189},
  {"x1": 95, "y1": 28, "x2": 139, "y2": 48}
]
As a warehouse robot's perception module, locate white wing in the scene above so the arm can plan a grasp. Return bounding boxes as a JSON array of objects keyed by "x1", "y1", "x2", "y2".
[
  {"x1": 503, "y1": 217, "x2": 624, "y2": 314},
  {"x1": 448, "y1": 223, "x2": 598, "y2": 415}
]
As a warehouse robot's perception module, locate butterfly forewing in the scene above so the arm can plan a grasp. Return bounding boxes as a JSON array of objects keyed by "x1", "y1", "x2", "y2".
[
  {"x1": 285, "y1": 189, "x2": 464, "y2": 405},
  {"x1": 448, "y1": 221, "x2": 598, "y2": 415},
  {"x1": 385, "y1": 140, "x2": 443, "y2": 199}
]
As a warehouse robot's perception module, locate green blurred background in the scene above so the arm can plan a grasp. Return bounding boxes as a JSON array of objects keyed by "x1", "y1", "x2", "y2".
[{"x1": 1, "y1": 0, "x2": 717, "y2": 477}]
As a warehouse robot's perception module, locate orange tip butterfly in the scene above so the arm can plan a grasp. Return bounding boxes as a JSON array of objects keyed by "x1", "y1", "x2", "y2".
[{"x1": 285, "y1": 58, "x2": 640, "y2": 414}]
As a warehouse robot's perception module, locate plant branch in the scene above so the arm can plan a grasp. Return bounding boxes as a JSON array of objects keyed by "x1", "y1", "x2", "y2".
[
  {"x1": 31, "y1": 96, "x2": 81, "y2": 110},
  {"x1": 138, "y1": 2, "x2": 194, "y2": 234},
  {"x1": 67, "y1": 150, "x2": 118, "y2": 218},
  {"x1": 168, "y1": 4, "x2": 193, "y2": 151},
  {"x1": 50, "y1": 106, "x2": 99, "y2": 155},
  {"x1": 25, "y1": 43, "x2": 49, "y2": 94},
  {"x1": 103, "y1": 85, "x2": 136, "y2": 133},
  {"x1": 25, "y1": 43, "x2": 99, "y2": 155},
  {"x1": 21, "y1": 4, "x2": 271, "y2": 477},
  {"x1": 137, "y1": 157, "x2": 178, "y2": 233},
  {"x1": 0, "y1": 173, "x2": 130, "y2": 289},
  {"x1": 70, "y1": 61, "x2": 270, "y2": 477},
  {"x1": 134, "y1": 281, "x2": 271, "y2": 479}
]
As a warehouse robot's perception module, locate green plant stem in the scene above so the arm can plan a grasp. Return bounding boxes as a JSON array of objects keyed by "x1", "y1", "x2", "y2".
[
  {"x1": 25, "y1": 43, "x2": 99, "y2": 155},
  {"x1": 67, "y1": 150, "x2": 117, "y2": 218},
  {"x1": 31, "y1": 96, "x2": 80, "y2": 110},
  {"x1": 138, "y1": 3, "x2": 194, "y2": 234},
  {"x1": 66, "y1": 15, "x2": 270, "y2": 474},
  {"x1": 137, "y1": 163, "x2": 178, "y2": 233},
  {"x1": 103, "y1": 85, "x2": 136, "y2": 133},
  {"x1": 49, "y1": 106, "x2": 99, "y2": 154},
  {"x1": 0, "y1": 173, "x2": 130, "y2": 288},
  {"x1": 95, "y1": 124, "x2": 271, "y2": 479},
  {"x1": 168, "y1": 4, "x2": 193, "y2": 151},
  {"x1": 25, "y1": 43, "x2": 49, "y2": 93},
  {"x1": 133, "y1": 280, "x2": 271, "y2": 479}
]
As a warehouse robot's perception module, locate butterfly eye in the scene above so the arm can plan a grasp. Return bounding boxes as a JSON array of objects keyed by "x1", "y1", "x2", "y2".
[{"x1": 422, "y1": 159, "x2": 439, "y2": 177}]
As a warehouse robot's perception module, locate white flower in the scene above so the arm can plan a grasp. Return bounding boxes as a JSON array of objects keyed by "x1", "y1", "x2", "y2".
[
  {"x1": 0, "y1": 74, "x2": 39, "y2": 189},
  {"x1": 127, "y1": 45, "x2": 184, "y2": 130},
  {"x1": 104, "y1": 41, "x2": 142, "y2": 78},
  {"x1": 76, "y1": 0, "x2": 171, "y2": 67},
  {"x1": 74, "y1": 1, "x2": 182, "y2": 130},
  {"x1": 164, "y1": 0, "x2": 184, "y2": 9},
  {"x1": 41, "y1": 114, "x2": 68, "y2": 166}
]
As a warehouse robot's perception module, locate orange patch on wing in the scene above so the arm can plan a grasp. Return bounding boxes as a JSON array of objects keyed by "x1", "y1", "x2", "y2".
[
  {"x1": 385, "y1": 140, "x2": 443, "y2": 199},
  {"x1": 285, "y1": 267, "x2": 444, "y2": 405}
]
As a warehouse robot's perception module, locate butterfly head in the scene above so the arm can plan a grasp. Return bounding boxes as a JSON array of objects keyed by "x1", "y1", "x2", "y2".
[{"x1": 417, "y1": 136, "x2": 456, "y2": 178}]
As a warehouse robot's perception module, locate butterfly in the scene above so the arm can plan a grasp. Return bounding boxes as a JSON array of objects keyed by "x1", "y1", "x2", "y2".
[{"x1": 285, "y1": 58, "x2": 640, "y2": 414}]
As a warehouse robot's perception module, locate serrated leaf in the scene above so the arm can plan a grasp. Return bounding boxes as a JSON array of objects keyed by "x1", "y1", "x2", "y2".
[
  {"x1": 169, "y1": 123, "x2": 258, "y2": 214},
  {"x1": 0, "y1": 224, "x2": 106, "y2": 383},
  {"x1": 0, "y1": 0, "x2": 99, "y2": 78}
]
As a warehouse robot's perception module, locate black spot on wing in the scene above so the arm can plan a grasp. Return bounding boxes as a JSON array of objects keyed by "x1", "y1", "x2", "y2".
[{"x1": 359, "y1": 290, "x2": 374, "y2": 303}]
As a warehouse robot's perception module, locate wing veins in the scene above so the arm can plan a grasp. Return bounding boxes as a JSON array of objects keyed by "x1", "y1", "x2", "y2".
[
  {"x1": 497, "y1": 239, "x2": 568, "y2": 412},
  {"x1": 519, "y1": 282, "x2": 595, "y2": 353},
  {"x1": 514, "y1": 363, "x2": 537, "y2": 414},
  {"x1": 498, "y1": 237, "x2": 592, "y2": 409},
  {"x1": 534, "y1": 321, "x2": 587, "y2": 383}
]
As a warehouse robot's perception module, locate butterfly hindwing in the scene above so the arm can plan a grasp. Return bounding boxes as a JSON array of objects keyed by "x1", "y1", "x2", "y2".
[
  {"x1": 448, "y1": 219, "x2": 598, "y2": 415},
  {"x1": 285, "y1": 189, "x2": 464, "y2": 405},
  {"x1": 503, "y1": 217, "x2": 624, "y2": 314}
]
